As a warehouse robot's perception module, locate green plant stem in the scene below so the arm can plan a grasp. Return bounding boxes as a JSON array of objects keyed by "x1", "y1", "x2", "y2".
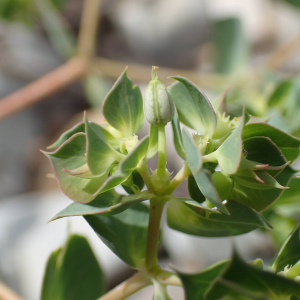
[
  {"x1": 145, "y1": 198, "x2": 166, "y2": 272},
  {"x1": 137, "y1": 159, "x2": 155, "y2": 193},
  {"x1": 96, "y1": 271, "x2": 151, "y2": 300},
  {"x1": 157, "y1": 125, "x2": 167, "y2": 178},
  {"x1": 155, "y1": 270, "x2": 182, "y2": 286},
  {"x1": 163, "y1": 162, "x2": 190, "y2": 195}
]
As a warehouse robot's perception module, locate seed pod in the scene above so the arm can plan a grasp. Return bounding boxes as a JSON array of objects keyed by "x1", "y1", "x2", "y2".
[{"x1": 144, "y1": 66, "x2": 175, "y2": 125}]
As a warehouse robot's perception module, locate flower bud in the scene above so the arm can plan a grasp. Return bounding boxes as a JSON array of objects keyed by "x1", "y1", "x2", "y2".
[{"x1": 144, "y1": 66, "x2": 175, "y2": 125}]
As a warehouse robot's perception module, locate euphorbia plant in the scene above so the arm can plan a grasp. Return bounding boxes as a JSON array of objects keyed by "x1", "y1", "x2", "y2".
[{"x1": 41, "y1": 66, "x2": 300, "y2": 300}]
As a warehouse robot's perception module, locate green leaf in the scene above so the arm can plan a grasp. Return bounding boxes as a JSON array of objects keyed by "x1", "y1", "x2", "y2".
[
  {"x1": 146, "y1": 124, "x2": 158, "y2": 159},
  {"x1": 166, "y1": 199, "x2": 271, "y2": 237},
  {"x1": 205, "y1": 252, "x2": 300, "y2": 299},
  {"x1": 193, "y1": 169, "x2": 229, "y2": 214},
  {"x1": 94, "y1": 136, "x2": 149, "y2": 195},
  {"x1": 210, "y1": 88, "x2": 229, "y2": 113},
  {"x1": 188, "y1": 174, "x2": 205, "y2": 204},
  {"x1": 85, "y1": 115, "x2": 124, "y2": 176},
  {"x1": 85, "y1": 203, "x2": 150, "y2": 268},
  {"x1": 182, "y1": 128, "x2": 202, "y2": 174},
  {"x1": 43, "y1": 133, "x2": 108, "y2": 203},
  {"x1": 178, "y1": 260, "x2": 228, "y2": 300},
  {"x1": 49, "y1": 190, "x2": 154, "y2": 222},
  {"x1": 169, "y1": 78, "x2": 217, "y2": 137},
  {"x1": 41, "y1": 234, "x2": 105, "y2": 300},
  {"x1": 273, "y1": 177, "x2": 300, "y2": 207},
  {"x1": 216, "y1": 110, "x2": 245, "y2": 174},
  {"x1": 272, "y1": 225, "x2": 300, "y2": 273},
  {"x1": 103, "y1": 68, "x2": 144, "y2": 137},
  {"x1": 213, "y1": 17, "x2": 248, "y2": 74},
  {"x1": 229, "y1": 165, "x2": 295, "y2": 212},
  {"x1": 47, "y1": 122, "x2": 85, "y2": 149},
  {"x1": 171, "y1": 109, "x2": 185, "y2": 159},
  {"x1": 269, "y1": 80, "x2": 294, "y2": 107},
  {"x1": 242, "y1": 122, "x2": 300, "y2": 162}
]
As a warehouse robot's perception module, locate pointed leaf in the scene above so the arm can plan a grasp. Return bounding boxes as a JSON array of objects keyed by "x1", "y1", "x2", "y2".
[
  {"x1": 229, "y1": 165, "x2": 295, "y2": 212},
  {"x1": 171, "y1": 109, "x2": 185, "y2": 159},
  {"x1": 85, "y1": 115, "x2": 124, "y2": 176},
  {"x1": 205, "y1": 252, "x2": 300, "y2": 299},
  {"x1": 272, "y1": 225, "x2": 300, "y2": 273},
  {"x1": 167, "y1": 199, "x2": 271, "y2": 237},
  {"x1": 146, "y1": 124, "x2": 158, "y2": 159},
  {"x1": 103, "y1": 68, "x2": 144, "y2": 137},
  {"x1": 41, "y1": 234, "x2": 105, "y2": 300},
  {"x1": 193, "y1": 169, "x2": 228, "y2": 214},
  {"x1": 95, "y1": 136, "x2": 149, "y2": 195},
  {"x1": 85, "y1": 203, "x2": 150, "y2": 268},
  {"x1": 169, "y1": 78, "x2": 216, "y2": 137},
  {"x1": 50, "y1": 190, "x2": 154, "y2": 221},
  {"x1": 187, "y1": 174, "x2": 205, "y2": 204},
  {"x1": 47, "y1": 122, "x2": 85, "y2": 149},
  {"x1": 216, "y1": 110, "x2": 245, "y2": 174},
  {"x1": 43, "y1": 133, "x2": 108, "y2": 203},
  {"x1": 182, "y1": 128, "x2": 202, "y2": 174},
  {"x1": 242, "y1": 122, "x2": 300, "y2": 162},
  {"x1": 178, "y1": 261, "x2": 228, "y2": 300}
]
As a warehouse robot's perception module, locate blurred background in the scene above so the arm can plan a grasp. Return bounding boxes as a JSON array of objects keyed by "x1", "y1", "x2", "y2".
[{"x1": 0, "y1": 0, "x2": 300, "y2": 299}]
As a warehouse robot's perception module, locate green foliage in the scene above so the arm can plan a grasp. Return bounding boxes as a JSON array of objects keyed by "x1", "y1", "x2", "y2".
[
  {"x1": 41, "y1": 234, "x2": 105, "y2": 300},
  {"x1": 85, "y1": 203, "x2": 151, "y2": 269},
  {"x1": 42, "y1": 68, "x2": 300, "y2": 299}
]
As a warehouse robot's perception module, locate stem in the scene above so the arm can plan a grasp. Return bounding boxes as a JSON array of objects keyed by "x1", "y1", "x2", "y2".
[
  {"x1": 0, "y1": 57, "x2": 89, "y2": 120},
  {"x1": 96, "y1": 272, "x2": 151, "y2": 300},
  {"x1": 0, "y1": 281, "x2": 24, "y2": 300},
  {"x1": 163, "y1": 162, "x2": 190, "y2": 195},
  {"x1": 145, "y1": 198, "x2": 166, "y2": 271},
  {"x1": 77, "y1": 0, "x2": 102, "y2": 58},
  {"x1": 155, "y1": 270, "x2": 182, "y2": 287},
  {"x1": 137, "y1": 159, "x2": 155, "y2": 193},
  {"x1": 157, "y1": 125, "x2": 167, "y2": 178}
]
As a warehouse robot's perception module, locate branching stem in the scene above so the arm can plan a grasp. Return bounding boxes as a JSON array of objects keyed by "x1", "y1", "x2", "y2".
[{"x1": 96, "y1": 271, "x2": 151, "y2": 300}]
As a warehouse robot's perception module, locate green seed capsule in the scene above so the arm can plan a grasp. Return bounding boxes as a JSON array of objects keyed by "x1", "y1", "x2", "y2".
[{"x1": 144, "y1": 66, "x2": 175, "y2": 125}]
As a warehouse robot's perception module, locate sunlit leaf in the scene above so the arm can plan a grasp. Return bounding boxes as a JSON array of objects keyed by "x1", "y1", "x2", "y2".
[
  {"x1": 94, "y1": 136, "x2": 149, "y2": 195},
  {"x1": 216, "y1": 110, "x2": 245, "y2": 174},
  {"x1": 85, "y1": 115, "x2": 124, "y2": 176},
  {"x1": 49, "y1": 190, "x2": 154, "y2": 222},
  {"x1": 169, "y1": 78, "x2": 217, "y2": 137},
  {"x1": 43, "y1": 133, "x2": 108, "y2": 203},
  {"x1": 103, "y1": 68, "x2": 144, "y2": 137}
]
